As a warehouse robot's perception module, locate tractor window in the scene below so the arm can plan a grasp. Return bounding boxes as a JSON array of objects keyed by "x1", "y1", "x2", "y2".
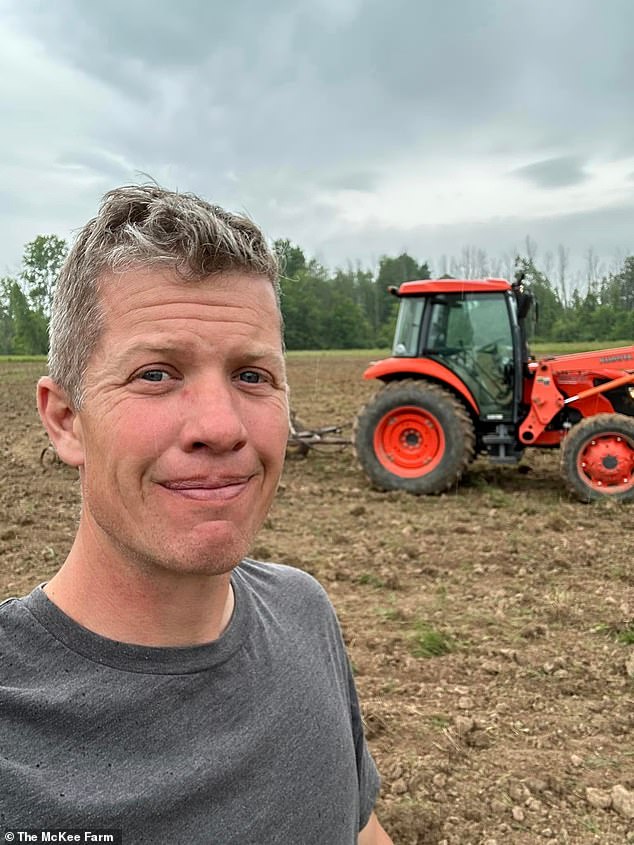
[
  {"x1": 393, "y1": 297, "x2": 425, "y2": 356},
  {"x1": 425, "y1": 293, "x2": 514, "y2": 418}
]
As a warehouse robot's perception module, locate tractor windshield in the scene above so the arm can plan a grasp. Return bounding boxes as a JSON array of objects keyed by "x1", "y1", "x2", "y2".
[
  {"x1": 425, "y1": 293, "x2": 514, "y2": 419},
  {"x1": 393, "y1": 297, "x2": 425, "y2": 356}
]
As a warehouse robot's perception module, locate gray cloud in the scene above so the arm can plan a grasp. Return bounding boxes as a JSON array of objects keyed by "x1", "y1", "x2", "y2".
[
  {"x1": 14, "y1": 0, "x2": 634, "y2": 166},
  {"x1": 511, "y1": 156, "x2": 589, "y2": 188},
  {"x1": 56, "y1": 149, "x2": 135, "y2": 183},
  {"x1": 320, "y1": 170, "x2": 378, "y2": 192}
]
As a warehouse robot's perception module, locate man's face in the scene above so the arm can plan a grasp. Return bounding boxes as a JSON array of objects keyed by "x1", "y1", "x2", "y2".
[{"x1": 72, "y1": 268, "x2": 288, "y2": 577}]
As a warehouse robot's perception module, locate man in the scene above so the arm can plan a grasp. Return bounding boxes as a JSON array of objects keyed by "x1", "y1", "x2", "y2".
[{"x1": 0, "y1": 186, "x2": 392, "y2": 844}]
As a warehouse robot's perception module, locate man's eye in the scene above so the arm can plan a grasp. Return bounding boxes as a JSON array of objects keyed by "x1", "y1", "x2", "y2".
[
  {"x1": 238, "y1": 370, "x2": 265, "y2": 384},
  {"x1": 139, "y1": 370, "x2": 170, "y2": 382}
]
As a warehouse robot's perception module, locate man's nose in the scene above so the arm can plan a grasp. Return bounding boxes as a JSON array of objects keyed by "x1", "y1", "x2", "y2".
[{"x1": 179, "y1": 377, "x2": 248, "y2": 454}]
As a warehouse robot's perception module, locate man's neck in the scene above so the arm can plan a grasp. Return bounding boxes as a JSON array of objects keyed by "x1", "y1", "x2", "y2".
[{"x1": 44, "y1": 527, "x2": 236, "y2": 647}]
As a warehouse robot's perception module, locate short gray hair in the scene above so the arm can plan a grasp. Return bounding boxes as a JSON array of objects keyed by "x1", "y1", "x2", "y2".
[{"x1": 48, "y1": 184, "x2": 280, "y2": 408}]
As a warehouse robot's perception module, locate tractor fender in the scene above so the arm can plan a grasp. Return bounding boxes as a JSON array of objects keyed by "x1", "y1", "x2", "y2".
[{"x1": 363, "y1": 357, "x2": 480, "y2": 416}]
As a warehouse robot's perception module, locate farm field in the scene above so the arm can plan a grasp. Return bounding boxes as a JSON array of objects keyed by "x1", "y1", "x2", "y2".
[{"x1": 1, "y1": 356, "x2": 633, "y2": 845}]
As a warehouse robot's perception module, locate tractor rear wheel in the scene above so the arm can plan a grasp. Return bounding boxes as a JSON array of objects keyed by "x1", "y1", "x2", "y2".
[
  {"x1": 353, "y1": 379, "x2": 475, "y2": 494},
  {"x1": 561, "y1": 413, "x2": 634, "y2": 502}
]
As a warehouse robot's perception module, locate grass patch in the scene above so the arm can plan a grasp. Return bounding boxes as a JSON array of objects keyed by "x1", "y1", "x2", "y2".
[
  {"x1": 0, "y1": 355, "x2": 47, "y2": 363},
  {"x1": 286, "y1": 347, "x2": 389, "y2": 359},
  {"x1": 435, "y1": 585, "x2": 448, "y2": 602},
  {"x1": 356, "y1": 572, "x2": 386, "y2": 588},
  {"x1": 429, "y1": 714, "x2": 451, "y2": 729},
  {"x1": 377, "y1": 605, "x2": 406, "y2": 622},
  {"x1": 543, "y1": 588, "x2": 578, "y2": 623},
  {"x1": 409, "y1": 621, "x2": 454, "y2": 658},
  {"x1": 594, "y1": 620, "x2": 634, "y2": 644},
  {"x1": 617, "y1": 625, "x2": 634, "y2": 645},
  {"x1": 485, "y1": 487, "x2": 513, "y2": 508},
  {"x1": 531, "y1": 340, "x2": 631, "y2": 356},
  {"x1": 580, "y1": 816, "x2": 601, "y2": 834},
  {"x1": 286, "y1": 341, "x2": 632, "y2": 358},
  {"x1": 585, "y1": 754, "x2": 621, "y2": 770},
  {"x1": 285, "y1": 341, "x2": 631, "y2": 359}
]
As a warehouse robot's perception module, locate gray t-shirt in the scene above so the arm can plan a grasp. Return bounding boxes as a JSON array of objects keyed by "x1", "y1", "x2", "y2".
[{"x1": 0, "y1": 560, "x2": 380, "y2": 844}]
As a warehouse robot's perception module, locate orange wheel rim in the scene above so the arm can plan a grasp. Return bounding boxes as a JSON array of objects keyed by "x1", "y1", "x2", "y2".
[
  {"x1": 373, "y1": 405, "x2": 445, "y2": 478},
  {"x1": 576, "y1": 431, "x2": 634, "y2": 493}
]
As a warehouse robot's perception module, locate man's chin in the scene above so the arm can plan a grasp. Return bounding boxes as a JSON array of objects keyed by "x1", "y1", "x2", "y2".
[
  {"x1": 95, "y1": 514, "x2": 255, "y2": 579},
  {"x1": 149, "y1": 528, "x2": 250, "y2": 577}
]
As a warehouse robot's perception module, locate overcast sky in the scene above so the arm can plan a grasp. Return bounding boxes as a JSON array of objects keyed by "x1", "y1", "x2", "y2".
[{"x1": 1, "y1": 0, "x2": 633, "y2": 282}]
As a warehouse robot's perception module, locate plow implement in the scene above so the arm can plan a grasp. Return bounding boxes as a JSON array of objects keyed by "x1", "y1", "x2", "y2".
[{"x1": 287, "y1": 412, "x2": 350, "y2": 457}]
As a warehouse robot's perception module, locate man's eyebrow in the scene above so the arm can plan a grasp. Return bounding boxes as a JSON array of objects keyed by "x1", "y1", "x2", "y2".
[
  {"x1": 109, "y1": 342, "x2": 192, "y2": 366},
  {"x1": 110, "y1": 342, "x2": 286, "y2": 368},
  {"x1": 235, "y1": 347, "x2": 286, "y2": 366}
]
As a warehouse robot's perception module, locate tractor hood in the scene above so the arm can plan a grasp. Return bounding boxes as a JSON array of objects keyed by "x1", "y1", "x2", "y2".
[{"x1": 538, "y1": 344, "x2": 634, "y2": 370}]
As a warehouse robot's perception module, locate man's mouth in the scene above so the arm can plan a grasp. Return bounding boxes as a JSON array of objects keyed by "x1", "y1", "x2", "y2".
[{"x1": 159, "y1": 476, "x2": 253, "y2": 502}]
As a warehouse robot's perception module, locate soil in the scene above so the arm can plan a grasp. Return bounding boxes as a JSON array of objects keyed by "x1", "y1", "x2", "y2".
[{"x1": 2, "y1": 357, "x2": 633, "y2": 845}]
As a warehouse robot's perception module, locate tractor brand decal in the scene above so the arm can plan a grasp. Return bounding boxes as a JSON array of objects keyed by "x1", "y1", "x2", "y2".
[
  {"x1": 599, "y1": 353, "x2": 633, "y2": 364},
  {"x1": 537, "y1": 376, "x2": 551, "y2": 385},
  {"x1": 557, "y1": 372, "x2": 589, "y2": 383}
]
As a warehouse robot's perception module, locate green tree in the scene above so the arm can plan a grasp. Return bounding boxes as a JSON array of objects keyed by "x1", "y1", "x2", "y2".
[
  {"x1": 602, "y1": 256, "x2": 634, "y2": 313},
  {"x1": 20, "y1": 234, "x2": 68, "y2": 318},
  {"x1": 325, "y1": 287, "x2": 373, "y2": 348},
  {"x1": 274, "y1": 239, "x2": 307, "y2": 281},
  {"x1": 279, "y1": 259, "x2": 331, "y2": 350},
  {"x1": 331, "y1": 267, "x2": 376, "y2": 346},
  {"x1": 0, "y1": 277, "x2": 15, "y2": 354},
  {"x1": 9, "y1": 281, "x2": 47, "y2": 354},
  {"x1": 610, "y1": 307, "x2": 634, "y2": 340},
  {"x1": 376, "y1": 253, "x2": 430, "y2": 320},
  {"x1": 375, "y1": 253, "x2": 430, "y2": 346}
]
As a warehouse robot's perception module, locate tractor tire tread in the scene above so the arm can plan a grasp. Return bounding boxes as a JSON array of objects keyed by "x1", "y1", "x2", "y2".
[{"x1": 353, "y1": 379, "x2": 475, "y2": 495}]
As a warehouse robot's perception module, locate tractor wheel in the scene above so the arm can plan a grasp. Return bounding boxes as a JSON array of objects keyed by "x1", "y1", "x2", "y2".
[
  {"x1": 561, "y1": 413, "x2": 634, "y2": 502},
  {"x1": 353, "y1": 379, "x2": 475, "y2": 494}
]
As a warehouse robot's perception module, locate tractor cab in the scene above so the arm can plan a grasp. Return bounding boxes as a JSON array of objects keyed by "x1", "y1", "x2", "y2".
[{"x1": 391, "y1": 278, "x2": 529, "y2": 423}]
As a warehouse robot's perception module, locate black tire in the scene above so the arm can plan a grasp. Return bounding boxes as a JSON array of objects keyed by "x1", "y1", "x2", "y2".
[
  {"x1": 353, "y1": 379, "x2": 475, "y2": 494},
  {"x1": 560, "y1": 413, "x2": 634, "y2": 503}
]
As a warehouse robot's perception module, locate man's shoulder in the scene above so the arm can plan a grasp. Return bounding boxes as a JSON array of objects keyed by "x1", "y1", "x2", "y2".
[
  {"x1": 0, "y1": 592, "x2": 45, "y2": 669},
  {"x1": 0, "y1": 596, "x2": 19, "y2": 613},
  {"x1": 0, "y1": 594, "x2": 31, "y2": 629},
  {"x1": 236, "y1": 558, "x2": 329, "y2": 600},
  {"x1": 234, "y1": 559, "x2": 350, "y2": 674},
  {"x1": 235, "y1": 559, "x2": 337, "y2": 623}
]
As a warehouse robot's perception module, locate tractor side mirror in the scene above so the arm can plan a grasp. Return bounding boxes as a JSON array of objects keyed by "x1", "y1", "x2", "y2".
[{"x1": 515, "y1": 291, "x2": 533, "y2": 320}]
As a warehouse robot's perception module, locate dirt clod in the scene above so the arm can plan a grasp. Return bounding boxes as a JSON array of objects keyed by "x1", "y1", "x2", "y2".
[
  {"x1": 611, "y1": 784, "x2": 634, "y2": 819},
  {"x1": 585, "y1": 787, "x2": 612, "y2": 809}
]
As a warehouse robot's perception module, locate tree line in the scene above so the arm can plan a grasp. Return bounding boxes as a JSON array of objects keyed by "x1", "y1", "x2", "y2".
[{"x1": 2, "y1": 234, "x2": 634, "y2": 355}]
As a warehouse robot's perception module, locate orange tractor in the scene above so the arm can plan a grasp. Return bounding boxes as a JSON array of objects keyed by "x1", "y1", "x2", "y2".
[{"x1": 354, "y1": 274, "x2": 634, "y2": 502}]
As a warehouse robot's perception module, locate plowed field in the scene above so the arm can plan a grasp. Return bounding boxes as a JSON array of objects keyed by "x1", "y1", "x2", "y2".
[{"x1": 2, "y1": 357, "x2": 633, "y2": 845}]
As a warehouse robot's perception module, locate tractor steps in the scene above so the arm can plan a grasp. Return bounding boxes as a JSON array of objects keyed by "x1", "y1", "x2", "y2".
[{"x1": 482, "y1": 424, "x2": 523, "y2": 464}]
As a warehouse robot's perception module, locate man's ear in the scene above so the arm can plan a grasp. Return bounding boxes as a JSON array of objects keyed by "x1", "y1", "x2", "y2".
[{"x1": 37, "y1": 377, "x2": 85, "y2": 468}]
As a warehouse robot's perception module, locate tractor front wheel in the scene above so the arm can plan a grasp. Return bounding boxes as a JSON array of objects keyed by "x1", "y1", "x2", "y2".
[
  {"x1": 561, "y1": 413, "x2": 634, "y2": 502},
  {"x1": 353, "y1": 380, "x2": 475, "y2": 494}
]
